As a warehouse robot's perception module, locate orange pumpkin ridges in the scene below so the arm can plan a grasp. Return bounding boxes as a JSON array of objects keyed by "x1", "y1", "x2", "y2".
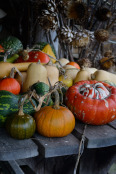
[
  {"x1": 34, "y1": 91, "x2": 75, "y2": 137},
  {"x1": 65, "y1": 80, "x2": 116, "y2": 125}
]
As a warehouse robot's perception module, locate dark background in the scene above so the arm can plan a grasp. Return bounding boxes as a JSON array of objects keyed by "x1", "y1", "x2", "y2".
[{"x1": 0, "y1": 0, "x2": 32, "y2": 48}]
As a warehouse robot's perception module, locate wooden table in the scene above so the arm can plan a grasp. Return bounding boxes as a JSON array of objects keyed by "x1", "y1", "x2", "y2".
[{"x1": 0, "y1": 119, "x2": 116, "y2": 174}]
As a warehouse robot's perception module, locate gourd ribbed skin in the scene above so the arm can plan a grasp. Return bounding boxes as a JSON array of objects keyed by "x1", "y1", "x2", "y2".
[
  {"x1": 6, "y1": 114, "x2": 36, "y2": 139},
  {"x1": 65, "y1": 80, "x2": 116, "y2": 125},
  {"x1": 0, "y1": 90, "x2": 37, "y2": 127},
  {"x1": 31, "y1": 82, "x2": 53, "y2": 107},
  {"x1": 34, "y1": 106, "x2": 75, "y2": 138}
]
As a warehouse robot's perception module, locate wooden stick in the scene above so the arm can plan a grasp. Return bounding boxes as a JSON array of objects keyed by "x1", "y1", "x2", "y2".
[{"x1": 73, "y1": 124, "x2": 87, "y2": 174}]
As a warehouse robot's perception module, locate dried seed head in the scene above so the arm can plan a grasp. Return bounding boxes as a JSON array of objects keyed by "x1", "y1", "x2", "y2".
[
  {"x1": 78, "y1": 58, "x2": 92, "y2": 68},
  {"x1": 38, "y1": 0, "x2": 58, "y2": 30},
  {"x1": 57, "y1": 26, "x2": 75, "y2": 44},
  {"x1": 67, "y1": 1, "x2": 88, "y2": 24},
  {"x1": 72, "y1": 31, "x2": 90, "y2": 47},
  {"x1": 94, "y1": 29, "x2": 109, "y2": 42}
]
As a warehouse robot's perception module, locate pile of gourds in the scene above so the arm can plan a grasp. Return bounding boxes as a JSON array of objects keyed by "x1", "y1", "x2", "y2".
[{"x1": 0, "y1": 40, "x2": 116, "y2": 141}]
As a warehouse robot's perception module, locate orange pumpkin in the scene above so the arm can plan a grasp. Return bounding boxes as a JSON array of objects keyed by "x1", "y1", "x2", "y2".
[
  {"x1": 66, "y1": 62, "x2": 80, "y2": 69},
  {"x1": 0, "y1": 78, "x2": 21, "y2": 95},
  {"x1": 34, "y1": 91, "x2": 75, "y2": 137}
]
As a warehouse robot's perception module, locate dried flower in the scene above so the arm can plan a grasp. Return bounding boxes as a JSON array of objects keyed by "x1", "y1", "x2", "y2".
[
  {"x1": 67, "y1": 1, "x2": 88, "y2": 24},
  {"x1": 94, "y1": 29, "x2": 109, "y2": 42}
]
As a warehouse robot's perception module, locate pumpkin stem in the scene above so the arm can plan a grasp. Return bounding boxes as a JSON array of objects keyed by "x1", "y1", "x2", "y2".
[
  {"x1": 18, "y1": 104, "x2": 24, "y2": 116},
  {"x1": 18, "y1": 95, "x2": 28, "y2": 115},
  {"x1": 53, "y1": 90, "x2": 60, "y2": 110}
]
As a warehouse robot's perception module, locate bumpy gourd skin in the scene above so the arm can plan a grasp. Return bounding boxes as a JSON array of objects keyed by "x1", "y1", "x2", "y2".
[{"x1": 65, "y1": 80, "x2": 116, "y2": 125}]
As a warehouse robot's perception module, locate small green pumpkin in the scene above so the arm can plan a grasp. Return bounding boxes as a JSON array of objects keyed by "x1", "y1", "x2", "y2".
[{"x1": 6, "y1": 103, "x2": 36, "y2": 140}]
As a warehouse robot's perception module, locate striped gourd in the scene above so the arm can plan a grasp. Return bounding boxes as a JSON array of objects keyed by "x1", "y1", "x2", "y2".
[{"x1": 0, "y1": 90, "x2": 37, "y2": 127}]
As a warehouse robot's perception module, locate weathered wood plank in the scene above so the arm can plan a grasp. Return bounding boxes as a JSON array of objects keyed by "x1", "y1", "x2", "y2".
[
  {"x1": 33, "y1": 133, "x2": 79, "y2": 158},
  {"x1": 0, "y1": 128, "x2": 39, "y2": 161},
  {"x1": 73, "y1": 120, "x2": 116, "y2": 148},
  {"x1": 108, "y1": 119, "x2": 116, "y2": 129}
]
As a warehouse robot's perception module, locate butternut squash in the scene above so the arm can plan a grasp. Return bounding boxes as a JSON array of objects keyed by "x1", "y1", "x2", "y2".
[
  {"x1": 0, "y1": 62, "x2": 31, "y2": 78},
  {"x1": 64, "y1": 65, "x2": 79, "y2": 80},
  {"x1": 74, "y1": 68, "x2": 90, "y2": 83},
  {"x1": 83, "y1": 67, "x2": 97, "y2": 74},
  {"x1": 45, "y1": 64, "x2": 59, "y2": 86},
  {"x1": 91, "y1": 70, "x2": 116, "y2": 84},
  {"x1": 15, "y1": 72, "x2": 27, "y2": 86},
  {"x1": 22, "y1": 62, "x2": 47, "y2": 92},
  {"x1": 55, "y1": 58, "x2": 70, "y2": 67}
]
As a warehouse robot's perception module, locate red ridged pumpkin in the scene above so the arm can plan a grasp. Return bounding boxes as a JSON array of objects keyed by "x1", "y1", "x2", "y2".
[
  {"x1": 0, "y1": 78, "x2": 21, "y2": 94},
  {"x1": 34, "y1": 91, "x2": 75, "y2": 137},
  {"x1": 15, "y1": 51, "x2": 50, "y2": 64},
  {"x1": 65, "y1": 80, "x2": 116, "y2": 125}
]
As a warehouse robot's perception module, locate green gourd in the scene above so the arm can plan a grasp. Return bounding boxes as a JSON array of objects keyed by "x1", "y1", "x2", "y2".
[
  {"x1": 0, "y1": 82, "x2": 54, "y2": 127},
  {"x1": 0, "y1": 90, "x2": 37, "y2": 127},
  {"x1": 0, "y1": 36, "x2": 23, "y2": 56},
  {"x1": 31, "y1": 82, "x2": 53, "y2": 107},
  {"x1": 6, "y1": 103, "x2": 36, "y2": 140}
]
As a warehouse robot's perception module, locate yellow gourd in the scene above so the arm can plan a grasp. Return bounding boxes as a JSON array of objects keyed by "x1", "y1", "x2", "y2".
[
  {"x1": 45, "y1": 64, "x2": 59, "y2": 86},
  {"x1": 91, "y1": 70, "x2": 116, "y2": 84},
  {"x1": 59, "y1": 75, "x2": 73, "y2": 87},
  {"x1": 22, "y1": 62, "x2": 48, "y2": 92},
  {"x1": 42, "y1": 44, "x2": 56, "y2": 63}
]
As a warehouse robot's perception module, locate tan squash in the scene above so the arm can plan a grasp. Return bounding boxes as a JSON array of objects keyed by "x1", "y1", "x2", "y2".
[
  {"x1": 74, "y1": 68, "x2": 91, "y2": 83},
  {"x1": 0, "y1": 62, "x2": 31, "y2": 78},
  {"x1": 55, "y1": 58, "x2": 70, "y2": 68},
  {"x1": 45, "y1": 64, "x2": 59, "y2": 86},
  {"x1": 83, "y1": 67, "x2": 97, "y2": 74},
  {"x1": 64, "y1": 65, "x2": 79, "y2": 80},
  {"x1": 15, "y1": 72, "x2": 27, "y2": 86},
  {"x1": 22, "y1": 62, "x2": 48, "y2": 92},
  {"x1": 91, "y1": 70, "x2": 116, "y2": 84}
]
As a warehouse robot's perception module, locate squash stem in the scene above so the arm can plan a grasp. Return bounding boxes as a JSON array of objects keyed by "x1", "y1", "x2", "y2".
[{"x1": 53, "y1": 90, "x2": 60, "y2": 110}]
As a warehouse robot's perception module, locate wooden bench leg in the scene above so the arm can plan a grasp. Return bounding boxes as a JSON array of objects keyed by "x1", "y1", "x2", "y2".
[
  {"x1": 79, "y1": 146, "x2": 116, "y2": 174},
  {"x1": 0, "y1": 160, "x2": 24, "y2": 174}
]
